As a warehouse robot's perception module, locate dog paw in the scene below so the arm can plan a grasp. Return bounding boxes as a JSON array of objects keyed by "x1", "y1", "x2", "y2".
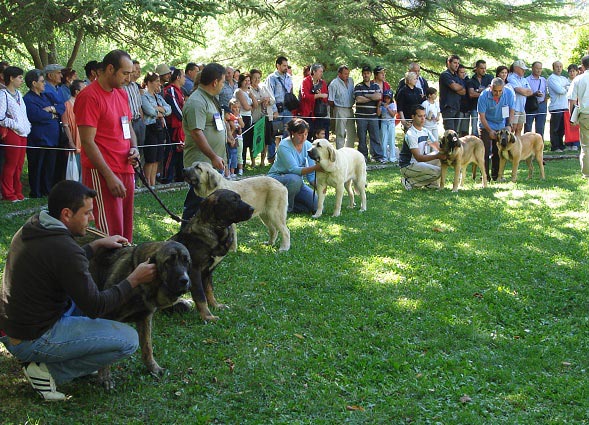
[
  {"x1": 202, "y1": 313, "x2": 220, "y2": 322},
  {"x1": 214, "y1": 303, "x2": 230, "y2": 310},
  {"x1": 98, "y1": 368, "x2": 115, "y2": 391},
  {"x1": 332, "y1": 212, "x2": 341, "y2": 217},
  {"x1": 359, "y1": 208, "x2": 366, "y2": 212},
  {"x1": 452, "y1": 189, "x2": 459, "y2": 193},
  {"x1": 311, "y1": 213, "x2": 322, "y2": 219},
  {"x1": 148, "y1": 363, "x2": 165, "y2": 378}
]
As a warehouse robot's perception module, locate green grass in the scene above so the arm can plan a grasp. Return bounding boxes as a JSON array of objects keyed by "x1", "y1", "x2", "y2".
[{"x1": 2, "y1": 158, "x2": 589, "y2": 424}]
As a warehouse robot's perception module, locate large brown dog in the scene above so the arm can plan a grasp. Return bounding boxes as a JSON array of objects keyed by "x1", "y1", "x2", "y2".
[
  {"x1": 439, "y1": 130, "x2": 487, "y2": 191},
  {"x1": 170, "y1": 189, "x2": 254, "y2": 322},
  {"x1": 184, "y1": 161, "x2": 290, "y2": 251},
  {"x1": 496, "y1": 129, "x2": 545, "y2": 182},
  {"x1": 307, "y1": 139, "x2": 367, "y2": 217},
  {"x1": 89, "y1": 240, "x2": 191, "y2": 387}
]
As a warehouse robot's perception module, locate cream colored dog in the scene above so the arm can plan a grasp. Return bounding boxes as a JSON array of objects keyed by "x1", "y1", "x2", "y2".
[
  {"x1": 184, "y1": 161, "x2": 290, "y2": 251},
  {"x1": 496, "y1": 129, "x2": 545, "y2": 182},
  {"x1": 307, "y1": 139, "x2": 367, "y2": 218}
]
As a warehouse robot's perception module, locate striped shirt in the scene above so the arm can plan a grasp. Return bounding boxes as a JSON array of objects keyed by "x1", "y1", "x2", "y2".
[
  {"x1": 123, "y1": 82, "x2": 142, "y2": 120},
  {"x1": 354, "y1": 81, "x2": 380, "y2": 117}
]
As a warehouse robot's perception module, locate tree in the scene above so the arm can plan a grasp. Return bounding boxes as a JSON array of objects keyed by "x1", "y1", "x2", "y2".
[
  {"x1": 0, "y1": 0, "x2": 272, "y2": 69},
  {"x1": 204, "y1": 0, "x2": 570, "y2": 82}
]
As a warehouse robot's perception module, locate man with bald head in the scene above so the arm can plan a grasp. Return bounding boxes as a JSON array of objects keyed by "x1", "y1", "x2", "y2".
[{"x1": 547, "y1": 60, "x2": 570, "y2": 152}]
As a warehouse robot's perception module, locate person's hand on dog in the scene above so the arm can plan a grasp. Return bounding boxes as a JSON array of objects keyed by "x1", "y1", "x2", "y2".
[
  {"x1": 127, "y1": 261, "x2": 157, "y2": 288},
  {"x1": 436, "y1": 152, "x2": 448, "y2": 161},
  {"x1": 90, "y1": 235, "x2": 130, "y2": 251}
]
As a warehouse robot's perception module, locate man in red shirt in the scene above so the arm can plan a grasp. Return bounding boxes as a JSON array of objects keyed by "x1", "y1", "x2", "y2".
[{"x1": 74, "y1": 50, "x2": 139, "y2": 241}]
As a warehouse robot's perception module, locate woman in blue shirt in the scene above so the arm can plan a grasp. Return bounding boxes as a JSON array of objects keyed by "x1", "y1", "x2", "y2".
[{"x1": 268, "y1": 118, "x2": 322, "y2": 213}]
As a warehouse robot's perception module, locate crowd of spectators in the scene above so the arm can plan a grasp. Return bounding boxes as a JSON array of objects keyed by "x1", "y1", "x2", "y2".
[{"x1": 1, "y1": 53, "x2": 588, "y2": 203}]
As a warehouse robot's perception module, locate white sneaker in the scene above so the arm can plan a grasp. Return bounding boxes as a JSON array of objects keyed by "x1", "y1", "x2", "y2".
[
  {"x1": 401, "y1": 177, "x2": 413, "y2": 191},
  {"x1": 23, "y1": 362, "x2": 67, "y2": 401},
  {"x1": 237, "y1": 169, "x2": 243, "y2": 176}
]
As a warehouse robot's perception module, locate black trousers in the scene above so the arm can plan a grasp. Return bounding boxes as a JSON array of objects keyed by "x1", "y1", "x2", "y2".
[
  {"x1": 480, "y1": 128, "x2": 500, "y2": 181},
  {"x1": 27, "y1": 147, "x2": 57, "y2": 197}
]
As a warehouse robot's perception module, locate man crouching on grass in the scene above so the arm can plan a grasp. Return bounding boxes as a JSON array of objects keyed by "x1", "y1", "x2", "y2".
[
  {"x1": 0, "y1": 180, "x2": 156, "y2": 401},
  {"x1": 399, "y1": 105, "x2": 447, "y2": 190}
]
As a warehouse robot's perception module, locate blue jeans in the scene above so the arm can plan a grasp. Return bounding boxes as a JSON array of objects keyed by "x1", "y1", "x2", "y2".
[
  {"x1": 1, "y1": 314, "x2": 138, "y2": 385},
  {"x1": 270, "y1": 173, "x2": 317, "y2": 213},
  {"x1": 356, "y1": 117, "x2": 383, "y2": 160},
  {"x1": 470, "y1": 110, "x2": 479, "y2": 137},
  {"x1": 524, "y1": 100, "x2": 547, "y2": 136}
]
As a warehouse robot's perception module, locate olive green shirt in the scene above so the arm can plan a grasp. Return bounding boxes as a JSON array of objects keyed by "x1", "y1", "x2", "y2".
[{"x1": 183, "y1": 86, "x2": 227, "y2": 167}]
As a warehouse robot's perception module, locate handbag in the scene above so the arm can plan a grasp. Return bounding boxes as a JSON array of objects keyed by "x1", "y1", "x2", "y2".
[
  {"x1": 314, "y1": 100, "x2": 328, "y2": 117},
  {"x1": 1, "y1": 91, "x2": 10, "y2": 140},
  {"x1": 277, "y1": 77, "x2": 300, "y2": 111},
  {"x1": 65, "y1": 152, "x2": 79, "y2": 181},
  {"x1": 525, "y1": 95, "x2": 538, "y2": 113}
]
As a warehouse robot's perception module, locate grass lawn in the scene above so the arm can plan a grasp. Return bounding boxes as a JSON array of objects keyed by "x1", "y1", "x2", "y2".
[{"x1": 1, "y1": 156, "x2": 589, "y2": 424}]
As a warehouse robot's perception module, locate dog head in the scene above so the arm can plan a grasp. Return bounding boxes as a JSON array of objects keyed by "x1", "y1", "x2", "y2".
[
  {"x1": 183, "y1": 162, "x2": 220, "y2": 197},
  {"x1": 308, "y1": 139, "x2": 336, "y2": 163},
  {"x1": 198, "y1": 189, "x2": 254, "y2": 228},
  {"x1": 152, "y1": 241, "x2": 192, "y2": 304},
  {"x1": 497, "y1": 128, "x2": 516, "y2": 149},
  {"x1": 439, "y1": 130, "x2": 461, "y2": 153}
]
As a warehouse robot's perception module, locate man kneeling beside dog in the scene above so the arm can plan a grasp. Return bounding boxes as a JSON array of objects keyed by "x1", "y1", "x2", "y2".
[{"x1": 0, "y1": 181, "x2": 158, "y2": 401}]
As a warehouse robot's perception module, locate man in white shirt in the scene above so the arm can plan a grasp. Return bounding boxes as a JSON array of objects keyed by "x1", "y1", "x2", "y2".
[
  {"x1": 398, "y1": 105, "x2": 447, "y2": 190},
  {"x1": 547, "y1": 61, "x2": 570, "y2": 152},
  {"x1": 567, "y1": 55, "x2": 589, "y2": 177},
  {"x1": 328, "y1": 65, "x2": 356, "y2": 149}
]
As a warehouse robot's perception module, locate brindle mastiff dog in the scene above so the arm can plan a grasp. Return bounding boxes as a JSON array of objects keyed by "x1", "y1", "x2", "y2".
[
  {"x1": 170, "y1": 189, "x2": 254, "y2": 322},
  {"x1": 89, "y1": 240, "x2": 191, "y2": 388},
  {"x1": 496, "y1": 129, "x2": 545, "y2": 182},
  {"x1": 438, "y1": 129, "x2": 487, "y2": 191}
]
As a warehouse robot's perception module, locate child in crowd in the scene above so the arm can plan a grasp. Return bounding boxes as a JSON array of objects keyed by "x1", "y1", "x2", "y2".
[
  {"x1": 225, "y1": 98, "x2": 244, "y2": 178},
  {"x1": 380, "y1": 90, "x2": 398, "y2": 163},
  {"x1": 314, "y1": 127, "x2": 326, "y2": 140},
  {"x1": 422, "y1": 87, "x2": 441, "y2": 142}
]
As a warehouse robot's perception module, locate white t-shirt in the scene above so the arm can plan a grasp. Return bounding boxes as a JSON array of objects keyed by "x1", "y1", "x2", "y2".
[{"x1": 421, "y1": 100, "x2": 440, "y2": 129}]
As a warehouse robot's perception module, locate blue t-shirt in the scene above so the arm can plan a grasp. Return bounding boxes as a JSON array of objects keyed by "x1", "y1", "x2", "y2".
[
  {"x1": 477, "y1": 87, "x2": 515, "y2": 131},
  {"x1": 268, "y1": 137, "x2": 316, "y2": 184}
]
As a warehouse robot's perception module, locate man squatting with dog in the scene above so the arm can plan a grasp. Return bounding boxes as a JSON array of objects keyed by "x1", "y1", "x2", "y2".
[
  {"x1": 0, "y1": 180, "x2": 157, "y2": 401},
  {"x1": 477, "y1": 77, "x2": 516, "y2": 181},
  {"x1": 399, "y1": 105, "x2": 447, "y2": 190}
]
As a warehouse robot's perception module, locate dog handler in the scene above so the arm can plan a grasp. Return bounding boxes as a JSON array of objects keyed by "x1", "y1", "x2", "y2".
[
  {"x1": 268, "y1": 118, "x2": 322, "y2": 213},
  {"x1": 399, "y1": 105, "x2": 447, "y2": 190},
  {"x1": 0, "y1": 180, "x2": 156, "y2": 401},
  {"x1": 477, "y1": 77, "x2": 515, "y2": 181}
]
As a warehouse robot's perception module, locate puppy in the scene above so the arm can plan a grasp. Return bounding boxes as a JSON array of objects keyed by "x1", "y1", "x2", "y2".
[
  {"x1": 170, "y1": 189, "x2": 254, "y2": 321},
  {"x1": 439, "y1": 130, "x2": 487, "y2": 191},
  {"x1": 89, "y1": 241, "x2": 191, "y2": 387},
  {"x1": 496, "y1": 129, "x2": 545, "y2": 182},
  {"x1": 184, "y1": 162, "x2": 290, "y2": 251},
  {"x1": 307, "y1": 139, "x2": 367, "y2": 218}
]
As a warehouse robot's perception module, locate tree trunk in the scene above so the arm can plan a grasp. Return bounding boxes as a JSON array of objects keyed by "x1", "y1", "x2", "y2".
[
  {"x1": 39, "y1": 45, "x2": 49, "y2": 68},
  {"x1": 24, "y1": 42, "x2": 43, "y2": 69},
  {"x1": 67, "y1": 29, "x2": 85, "y2": 68}
]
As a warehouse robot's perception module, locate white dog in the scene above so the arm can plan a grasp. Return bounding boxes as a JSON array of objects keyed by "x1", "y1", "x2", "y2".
[
  {"x1": 307, "y1": 139, "x2": 367, "y2": 218},
  {"x1": 183, "y1": 162, "x2": 291, "y2": 251}
]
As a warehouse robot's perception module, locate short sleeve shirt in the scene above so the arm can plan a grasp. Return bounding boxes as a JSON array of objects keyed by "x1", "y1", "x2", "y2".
[
  {"x1": 183, "y1": 87, "x2": 227, "y2": 167},
  {"x1": 74, "y1": 80, "x2": 134, "y2": 174},
  {"x1": 399, "y1": 126, "x2": 435, "y2": 167},
  {"x1": 477, "y1": 87, "x2": 515, "y2": 131}
]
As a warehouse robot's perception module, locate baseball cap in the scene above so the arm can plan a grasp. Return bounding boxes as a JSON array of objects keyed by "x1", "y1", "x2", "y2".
[
  {"x1": 361, "y1": 65, "x2": 372, "y2": 73},
  {"x1": 383, "y1": 89, "x2": 393, "y2": 98},
  {"x1": 43, "y1": 64, "x2": 64, "y2": 74},
  {"x1": 512, "y1": 60, "x2": 528, "y2": 70},
  {"x1": 155, "y1": 63, "x2": 171, "y2": 75},
  {"x1": 374, "y1": 66, "x2": 385, "y2": 74}
]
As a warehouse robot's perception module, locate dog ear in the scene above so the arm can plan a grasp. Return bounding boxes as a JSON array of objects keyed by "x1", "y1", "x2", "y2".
[
  {"x1": 509, "y1": 133, "x2": 516, "y2": 144},
  {"x1": 328, "y1": 144, "x2": 336, "y2": 162}
]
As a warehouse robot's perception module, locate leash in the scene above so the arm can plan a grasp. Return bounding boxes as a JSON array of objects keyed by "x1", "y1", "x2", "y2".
[
  {"x1": 134, "y1": 161, "x2": 188, "y2": 224},
  {"x1": 85, "y1": 227, "x2": 135, "y2": 246}
]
